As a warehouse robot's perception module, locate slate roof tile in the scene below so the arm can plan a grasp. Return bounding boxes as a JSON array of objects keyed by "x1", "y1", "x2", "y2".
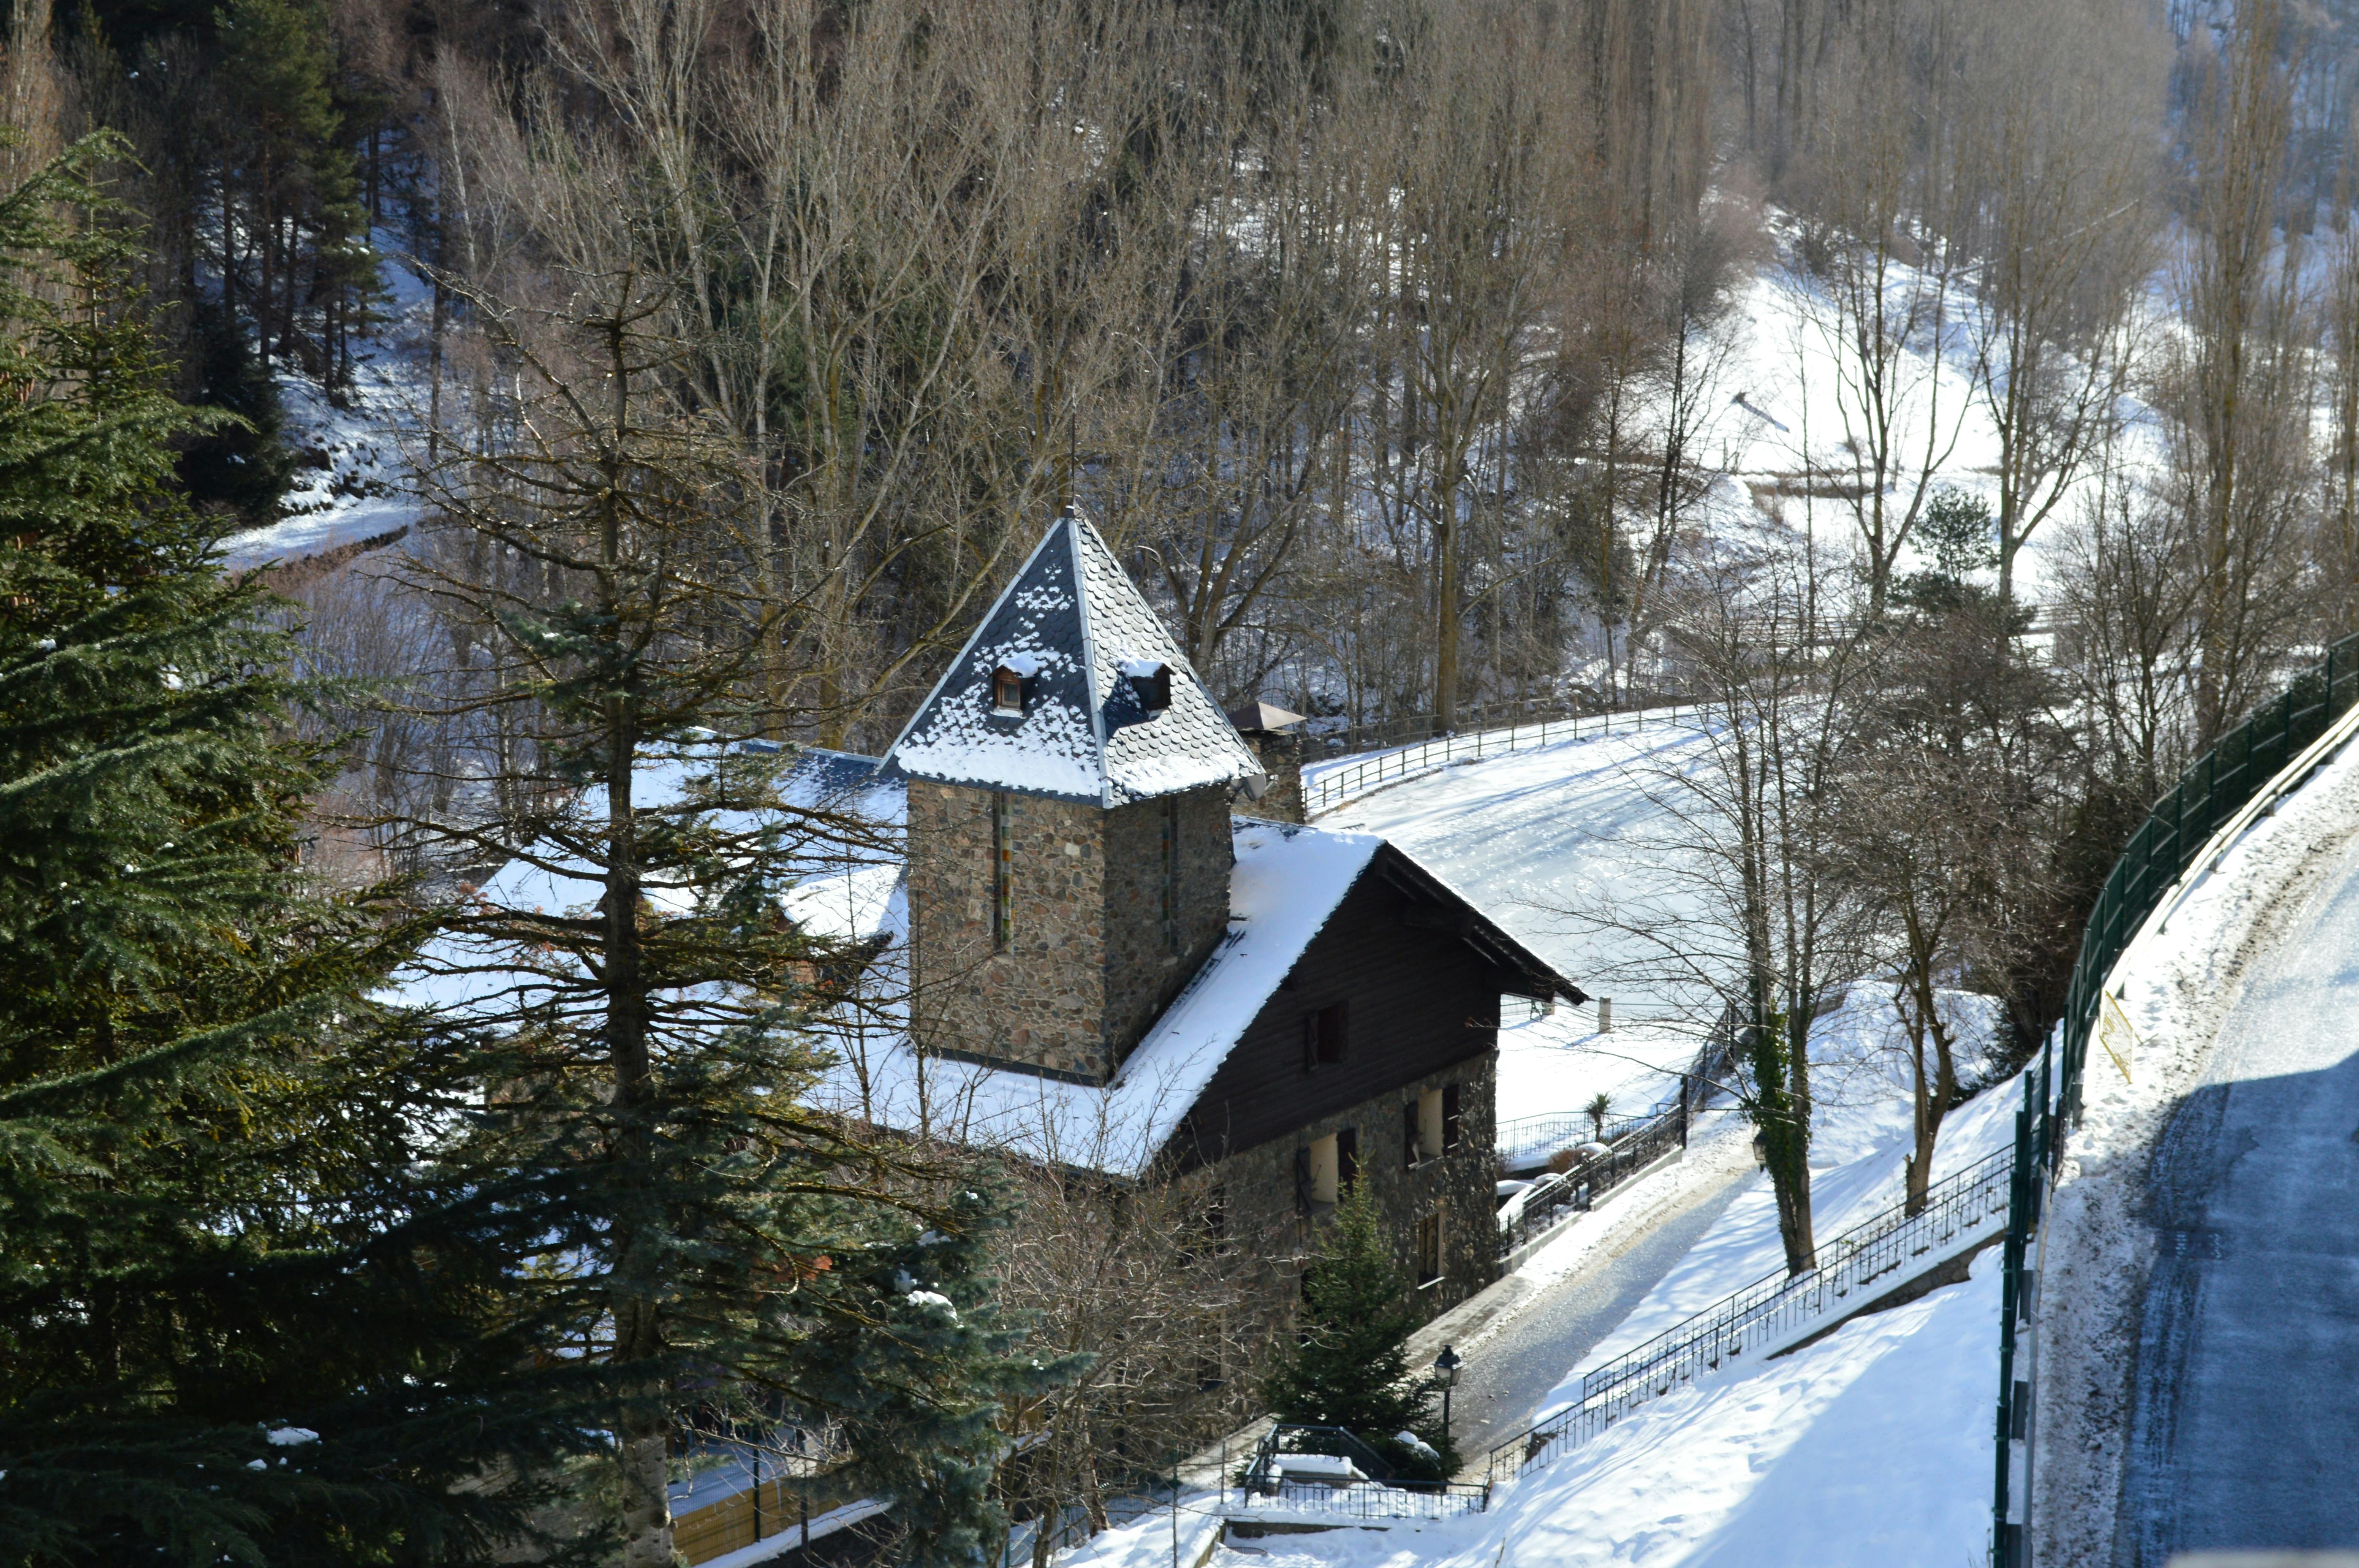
[{"x1": 883, "y1": 510, "x2": 1263, "y2": 804}]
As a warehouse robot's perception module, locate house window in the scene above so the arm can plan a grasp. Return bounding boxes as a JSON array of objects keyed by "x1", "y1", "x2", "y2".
[
  {"x1": 1337, "y1": 1126, "x2": 1359, "y2": 1193},
  {"x1": 1415, "y1": 1207, "x2": 1445, "y2": 1287},
  {"x1": 1160, "y1": 798, "x2": 1179, "y2": 950},
  {"x1": 991, "y1": 662, "x2": 1028, "y2": 713},
  {"x1": 1402, "y1": 1101, "x2": 1420, "y2": 1170},
  {"x1": 1442, "y1": 1083, "x2": 1463, "y2": 1150},
  {"x1": 1124, "y1": 659, "x2": 1173, "y2": 712},
  {"x1": 991, "y1": 792, "x2": 1013, "y2": 950},
  {"x1": 1306, "y1": 1134, "x2": 1340, "y2": 1207},
  {"x1": 1417, "y1": 1088, "x2": 1446, "y2": 1161},
  {"x1": 1303, "y1": 1001, "x2": 1347, "y2": 1070}
]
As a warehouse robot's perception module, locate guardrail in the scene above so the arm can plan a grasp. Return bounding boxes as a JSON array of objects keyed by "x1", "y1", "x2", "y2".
[
  {"x1": 1234, "y1": 1424, "x2": 1490, "y2": 1521},
  {"x1": 1490, "y1": 1141, "x2": 2015, "y2": 1485},
  {"x1": 1992, "y1": 629, "x2": 2359, "y2": 1568},
  {"x1": 1495, "y1": 1035, "x2": 1735, "y2": 1259},
  {"x1": 1305, "y1": 705, "x2": 1707, "y2": 817}
]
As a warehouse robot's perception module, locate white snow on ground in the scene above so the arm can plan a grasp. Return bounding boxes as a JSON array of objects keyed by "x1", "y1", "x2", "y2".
[
  {"x1": 1075, "y1": 1028, "x2": 2019, "y2": 1568},
  {"x1": 2030, "y1": 716, "x2": 2359, "y2": 1561},
  {"x1": 1323, "y1": 722, "x2": 1725, "y2": 1121},
  {"x1": 216, "y1": 245, "x2": 435, "y2": 571},
  {"x1": 1530, "y1": 1016, "x2": 2017, "y2": 1413},
  {"x1": 1193, "y1": 1260, "x2": 1999, "y2": 1568}
]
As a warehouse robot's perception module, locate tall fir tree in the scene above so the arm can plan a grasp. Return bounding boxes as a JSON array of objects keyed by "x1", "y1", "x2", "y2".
[
  {"x1": 1262, "y1": 1184, "x2": 1455, "y2": 1479},
  {"x1": 0, "y1": 133, "x2": 607, "y2": 1566},
  {"x1": 406, "y1": 262, "x2": 1073, "y2": 1567}
]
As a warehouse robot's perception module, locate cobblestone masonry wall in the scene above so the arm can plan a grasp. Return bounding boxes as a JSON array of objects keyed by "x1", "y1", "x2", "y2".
[
  {"x1": 1197, "y1": 1052, "x2": 1499, "y2": 1348},
  {"x1": 906, "y1": 780, "x2": 1237, "y2": 1080},
  {"x1": 906, "y1": 779, "x2": 1114, "y2": 1079},
  {"x1": 1099, "y1": 787, "x2": 1234, "y2": 1065},
  {"x1": 1231, "y1": 733, "x2": 1304, "y2": 824}
]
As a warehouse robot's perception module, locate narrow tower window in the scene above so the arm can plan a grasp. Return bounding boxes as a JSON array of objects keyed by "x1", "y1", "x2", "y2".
[
  {"x1": 991, "y1": 791, "x2": 1013, "y2": 949},
  {"x1": 1160, "y1": 798, "x2": 1179, "y2": 950}
]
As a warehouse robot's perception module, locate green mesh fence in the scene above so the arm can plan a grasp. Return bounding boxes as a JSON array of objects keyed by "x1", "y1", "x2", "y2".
[{"x1": 1994, "y1": 628, "x2": 2359, "y2": 1567}]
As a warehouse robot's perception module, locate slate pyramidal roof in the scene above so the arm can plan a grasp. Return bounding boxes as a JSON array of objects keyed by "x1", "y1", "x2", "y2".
[{"x1": 883, "y1": 511, "x2": 1266, "y2": 806}]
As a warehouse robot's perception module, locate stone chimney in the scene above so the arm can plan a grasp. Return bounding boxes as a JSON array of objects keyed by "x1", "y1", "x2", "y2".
[{"x1": 1227, "y1": 701, "x2": 1308, "y2": 824}]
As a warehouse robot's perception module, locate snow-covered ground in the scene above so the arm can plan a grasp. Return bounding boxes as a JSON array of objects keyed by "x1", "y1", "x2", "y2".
[
  {"x1": 1323, "y1": 722, "x2": 1726, "y2": 1123},
  {"x1": 1078, "y1": 1022, "x2": 2020, "y2": 1568},
  {"x1": 1208, "y1": 1261, "x2": 2000, "y2": 1568},
  {"x1": 216, "y1": 246, "x2": 434, "y2": 571}
]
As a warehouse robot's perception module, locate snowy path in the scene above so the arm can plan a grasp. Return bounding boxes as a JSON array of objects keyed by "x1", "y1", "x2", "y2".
[
  {"x1": 1443, "y1": 1160, "x2": 1753, "y2": 1465},
  {"x1": 2109, "y1": 827, "x2": 2359, "y2": 1563}
]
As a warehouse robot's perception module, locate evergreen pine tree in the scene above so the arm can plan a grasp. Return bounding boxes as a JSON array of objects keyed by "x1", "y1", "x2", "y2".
[
  {"x1": 0, "y1": 133, "x2": 605, "y2": 1566},
  {"x1": 406, "y1": 263, "x2": 1074, "y2": 1567},
  {"x1": 1262, "y1": 1185, "x2": 1455, "y2": 1480}
]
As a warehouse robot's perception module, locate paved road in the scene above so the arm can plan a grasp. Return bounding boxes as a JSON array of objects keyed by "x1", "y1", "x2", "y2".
[
  {"x1": 2112, "y1": 832, "x2": 2359, "y2": 1563},
  {"x1": 1440, "y1": 1164, "x2": 1753, "y2": 1468}
]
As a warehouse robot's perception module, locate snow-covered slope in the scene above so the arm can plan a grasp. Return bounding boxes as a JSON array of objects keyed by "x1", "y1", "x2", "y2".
[
  {"x1": 1323, "y1": 723, "x2": 1726, "y2": 1121},
  {"x1": 216, "y1": 249, "x2": 434, "y2": 571}
]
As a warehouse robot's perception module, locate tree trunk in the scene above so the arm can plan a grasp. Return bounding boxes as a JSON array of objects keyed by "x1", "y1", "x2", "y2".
[{"x1": 596, "y1": 298, "x2": 671, "y2": 1568}]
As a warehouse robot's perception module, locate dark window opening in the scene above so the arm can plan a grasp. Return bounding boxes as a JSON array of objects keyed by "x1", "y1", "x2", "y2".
[
  {"x1": 1303, "y1": 1002, "x2": 1348, "y2": 1070},
  {"x1": 1402, "y1": 1102, "x2": 1420, "y2": 1170},
  {"x1": 991, "y1": 792, "x2": 1014, "y2": 950},
  {"x1": 1415, "y1": 1208, "x2": 1444, "y2": 1286},
  {"x1": 1337, "y1": 1126, "x2": 1359, "y2": 1193},
  {"x1": 1160, "y1": 798, "x2": 1179, "y2": 950},
  {"x1": 1442, "y1": 1083, "x2": 1462, "y2": 1150},
  {"x1": 1127, "y1": 661, "x2": 1172, "y2": 711}
]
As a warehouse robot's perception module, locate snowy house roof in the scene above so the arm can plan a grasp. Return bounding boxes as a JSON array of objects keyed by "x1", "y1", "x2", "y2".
[
  {"x1": 881, "y1": 510, "x2": 1265, "y2": 806},
  {"x1": 806, "y1": 819, "x2": 1582, "y2": 1177}
]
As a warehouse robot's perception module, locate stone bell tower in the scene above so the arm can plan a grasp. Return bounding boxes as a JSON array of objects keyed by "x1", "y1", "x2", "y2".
[{"x1": 884, "y1": 511, "x2": 1268, "y2": 1083}]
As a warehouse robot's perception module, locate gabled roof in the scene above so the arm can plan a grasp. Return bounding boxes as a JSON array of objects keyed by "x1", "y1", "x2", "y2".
[
  {"x1": 882, "y1": 510, "x2": 1265, "y2": 806},
  {"x1": 804, "y1": 819, "x2": 1584, "y2": 1178}
]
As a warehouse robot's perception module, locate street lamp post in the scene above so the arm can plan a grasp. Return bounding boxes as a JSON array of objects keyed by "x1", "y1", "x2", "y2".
[{"x1": 1434, "y1": 1343, "x2": 1463, "y2": 1436}]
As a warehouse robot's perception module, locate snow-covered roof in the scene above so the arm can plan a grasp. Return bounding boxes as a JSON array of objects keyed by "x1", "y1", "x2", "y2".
[
  {"x1": 881, "y1": 510, "x2": 1265, "y2": 806},
  {"x1": 809, "y1": 819, "x2": 1383, "y2": 1177}
]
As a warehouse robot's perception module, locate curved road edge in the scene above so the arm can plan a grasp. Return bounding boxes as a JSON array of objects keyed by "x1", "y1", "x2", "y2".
[{"x1": 2030, "y1": 735, "x2": 2359, "y2": 1565}]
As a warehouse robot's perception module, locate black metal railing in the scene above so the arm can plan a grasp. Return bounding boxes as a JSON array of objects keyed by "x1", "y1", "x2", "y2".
[
  {"x1": 1496, "y1": 1107, "x2": 1658, "y2": 1173},
  {"x1": 1495, "y1": 1031, "x2": 1737, "y2": 1259},
  {"x1": 1304, "y1": 705, "x2": 1707, "y2": 817},
  {"x1": 1491, "y1": 1142, "x2": 2015, "y2": 1485},
  {"x1": 1231, "y1": 1478, "x2": 1491, "y2": 1522},
  {"x1": 1235, "y1": 1425, "x2": 1490, "y2": 1520},
  {"x1": 1991, "y1": 629, "x2": 2359, "y2": 1568}
]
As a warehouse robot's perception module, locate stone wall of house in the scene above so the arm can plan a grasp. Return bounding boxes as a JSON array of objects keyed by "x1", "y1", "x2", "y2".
[
  {"x1": 905, "y1": 779, "x2": 1114, "y2": 1080},
  {"x1": 1231, "y1": 732, "x2": 1304, "y2": 825},
  {"x1": 1203, "y1": 1050, "x2": 1500, "y2": 1348},
  {"x1": 1100, "y1": 786, "x2": 1234, "y2": 1065},
  {"x1": 905, "y1": 779, "x2": 1236, "y2": 1081}
]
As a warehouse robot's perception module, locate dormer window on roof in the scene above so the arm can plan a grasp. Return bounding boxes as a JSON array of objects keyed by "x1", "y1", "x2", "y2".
[
  {"x1": 1122, "y1": 658, "x2": 1172, "y2": 713},
  {"x1": 991, "y1": 654, "x2": 1041, "y2": 716}
]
